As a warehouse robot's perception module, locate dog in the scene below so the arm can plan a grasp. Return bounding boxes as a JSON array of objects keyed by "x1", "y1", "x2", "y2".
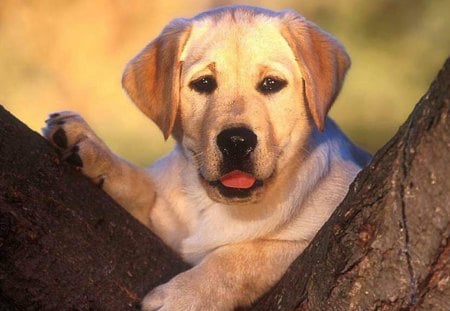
[{"x1": 43, "y1": 5, "x2": 371, "y2": 310}]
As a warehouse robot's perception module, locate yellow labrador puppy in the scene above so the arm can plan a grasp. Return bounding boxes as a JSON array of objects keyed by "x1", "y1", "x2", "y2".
[{"x1": 43, "y1": 5, "x2": 371, "y2": 310}]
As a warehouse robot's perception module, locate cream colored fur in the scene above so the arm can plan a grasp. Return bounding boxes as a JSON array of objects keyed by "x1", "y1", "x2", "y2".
[{"x1": 43, "y1": 6, "x2": 370, "y2": 310}]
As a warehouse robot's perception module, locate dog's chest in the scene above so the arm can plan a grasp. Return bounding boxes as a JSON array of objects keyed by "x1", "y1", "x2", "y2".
[
  {"x1": 148, "y1": 150, "x2": 288, "y2": 263},
  {"x1": 149, "y1": 151, "x2": 293, "y2": 264},
  {"x1": 150, "y1": 179, "x2": 284, "y2": 264}
]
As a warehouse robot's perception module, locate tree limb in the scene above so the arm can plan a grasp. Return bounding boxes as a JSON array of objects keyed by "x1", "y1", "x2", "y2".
[
  {"x1": 250, "y1": 57, "x2": 450, "y2": 310},
  {"x1": 0, "y1": 107, "x2": 189, "y2": 309}
]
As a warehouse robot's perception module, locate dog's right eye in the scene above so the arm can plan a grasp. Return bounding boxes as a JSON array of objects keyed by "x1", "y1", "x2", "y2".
[{"x1": 189, "y1": 76, "x2": 217, "y2": 94}]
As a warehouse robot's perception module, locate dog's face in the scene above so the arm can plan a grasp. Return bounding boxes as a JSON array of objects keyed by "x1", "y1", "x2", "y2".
[
  {"x1": 122, "y1": 6, "x2": 350, "y2": 205},
  {"x1": 179, "y1": 14, "x2": 311, "y2": 204}
]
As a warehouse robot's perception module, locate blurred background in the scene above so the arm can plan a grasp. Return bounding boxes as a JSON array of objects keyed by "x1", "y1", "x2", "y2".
[{"x1": 1, "y1": 0, "x2": 449, "y2": 166}]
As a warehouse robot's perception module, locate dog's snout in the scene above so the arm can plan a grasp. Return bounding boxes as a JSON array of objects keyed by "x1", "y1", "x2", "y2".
[{"x1": 217, "y1": 127, "x2": 257, "y2": 159}]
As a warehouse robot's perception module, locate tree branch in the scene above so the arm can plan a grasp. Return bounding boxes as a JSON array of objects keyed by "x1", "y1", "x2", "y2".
[
  {"x1": 0, "y1": 108, "x2": 189, "y2": 309},
  {"x1": 250, "y1": 57, "x2": 450, "y2": 310}
]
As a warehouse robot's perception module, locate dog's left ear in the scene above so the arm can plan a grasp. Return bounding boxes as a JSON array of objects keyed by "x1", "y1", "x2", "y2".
[
  {"x1": 280, "y1": 11, "x2": 351, "y2": 131},
  {"x1": 122, "y1": 19, "x2": 191, "y2": 139}
]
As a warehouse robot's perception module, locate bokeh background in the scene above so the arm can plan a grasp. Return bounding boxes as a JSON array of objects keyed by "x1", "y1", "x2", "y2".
[{"x1": 1, "y1": 0, "x2": 449, "y2": 166}]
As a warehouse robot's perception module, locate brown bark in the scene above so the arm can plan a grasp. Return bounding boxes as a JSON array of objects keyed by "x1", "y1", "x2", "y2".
[
  {"x1": 250, "y1": 57, "x2": 450, "y2": 310},
  {"x1": 1, "y1": 57, "x2": 449, "y2": 310},
  {"x1": 0, "y1": 107, "x2": 189, "y2": 310}
]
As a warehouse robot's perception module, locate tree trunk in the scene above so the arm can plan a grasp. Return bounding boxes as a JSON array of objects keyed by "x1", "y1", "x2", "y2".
[
  {"x1": 1, "y1": 57, "x2": 449, "y2": 310},
  {"x1": 250, "y1": 57, "x2": 450, "y2": 311},
  {"x1": 0, "y1": 108, "x2": 189, "y2": 309}
]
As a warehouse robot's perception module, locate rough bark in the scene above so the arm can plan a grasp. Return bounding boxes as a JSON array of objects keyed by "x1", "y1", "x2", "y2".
[
  {"x1": 250, "y1": 57, "x2": 450, "y2": 310},
  {"x1": 0, "y1": 108, "x2": 189, "y2": 310},
  {"x1": 1, "y1": 57, "x2": 449, "y2": 310}
]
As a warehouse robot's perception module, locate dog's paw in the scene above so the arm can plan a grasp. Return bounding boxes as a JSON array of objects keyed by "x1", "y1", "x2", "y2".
[
  {"x1": 43, "y1": 111, "x2": 113, "y2": 185},
  {"x1": 141, "y1": 281, "x2": 195, "y2": 311},
  {"x1": 140, "y1": 273, "x2": 225, "y2": 311}
]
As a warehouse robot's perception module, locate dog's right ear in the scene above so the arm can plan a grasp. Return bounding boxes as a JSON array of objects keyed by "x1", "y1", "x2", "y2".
[{"x1": 122, "y1": 19, "x2": 191, "y2": 140}]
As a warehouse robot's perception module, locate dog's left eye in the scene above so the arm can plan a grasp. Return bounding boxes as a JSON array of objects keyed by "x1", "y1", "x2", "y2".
[
  {"x1": 189, "y1": 75, "x2": 217, "y2": 95},
  {"x1": 258, "y1": 77, "x2": 287, "y2": 95}
]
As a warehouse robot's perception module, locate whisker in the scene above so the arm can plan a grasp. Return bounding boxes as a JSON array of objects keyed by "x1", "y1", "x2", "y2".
[{"x1": 189, "y1": 149, "x2": 205, "y2": 170}]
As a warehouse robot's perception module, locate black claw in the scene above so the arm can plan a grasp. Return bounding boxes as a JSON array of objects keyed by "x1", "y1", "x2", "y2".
[
  {"x1": 97, "y1": 177, "x2": 105, "y2": 188},
  {"x1": 65, "y1": 150, "x2": 83, "y2": 168},
  {"x1": 50, "y1": 113, "x2": 60, "y2": 118},
  {"x1": 52, "y1": 128, "x2": 67, "y2": 149},
  {"x1": 133, "y1": 301, "x2": 142, "y2": 310}
]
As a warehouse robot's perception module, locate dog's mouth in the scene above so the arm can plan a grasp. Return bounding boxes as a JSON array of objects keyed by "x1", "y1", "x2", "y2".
[{"x1": 205, "y1": 170, "x2": 265, "y2": 200}]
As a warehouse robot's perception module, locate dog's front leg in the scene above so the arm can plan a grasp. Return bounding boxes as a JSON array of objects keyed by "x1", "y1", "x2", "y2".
[
  {"x1": 43, "y1": 111, "x2": 155, "y2": 225},
  {"x1": 141, "y1": 240, "x2": 307, "y2": 311}
]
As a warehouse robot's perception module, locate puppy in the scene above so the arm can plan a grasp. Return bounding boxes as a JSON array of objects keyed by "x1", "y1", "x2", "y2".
[{"x1": 43, "y1": 5, "x2": 371, "y2": 310}]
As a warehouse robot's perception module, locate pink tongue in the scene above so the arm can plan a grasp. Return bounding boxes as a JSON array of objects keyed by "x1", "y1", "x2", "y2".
[{"x1": 220, "y1": 170, "x2": 256, "y2": 189}]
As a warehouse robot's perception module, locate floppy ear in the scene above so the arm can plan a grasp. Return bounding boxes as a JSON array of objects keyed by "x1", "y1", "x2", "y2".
[
  {"x1": 280, "y1": 11, "x2": 350, "y2": 131},
  {"x1": 122, "y1": 19, "x2": 191, "y2": 139}
]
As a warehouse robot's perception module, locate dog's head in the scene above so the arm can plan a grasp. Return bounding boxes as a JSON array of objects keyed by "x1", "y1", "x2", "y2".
[{"x1": 122, "y1": 6, "x2": 350, "y2": 205}]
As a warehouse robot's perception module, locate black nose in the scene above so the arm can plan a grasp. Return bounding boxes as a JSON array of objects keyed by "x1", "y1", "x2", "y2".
[{"x1": 216, "y1": 127, "x2": 257, "y2": 160}]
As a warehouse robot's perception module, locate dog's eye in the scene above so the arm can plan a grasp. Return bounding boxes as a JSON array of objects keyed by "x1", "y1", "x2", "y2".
[
  {"x1": 258, "y1": 77, "x2": 287, "y2": 95},
  {"x1": 189, "y1": 76, "x2": 217, "y2": 94}
]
